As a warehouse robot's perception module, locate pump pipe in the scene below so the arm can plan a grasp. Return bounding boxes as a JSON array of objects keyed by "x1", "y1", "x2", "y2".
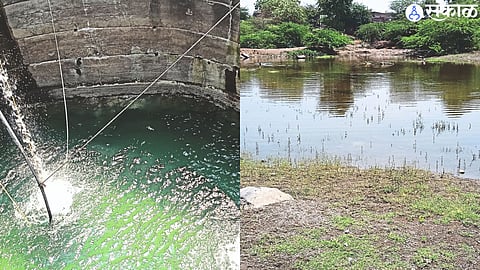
[{"x1": 0, "y1": 109, "x2": 52, "y2": 224}]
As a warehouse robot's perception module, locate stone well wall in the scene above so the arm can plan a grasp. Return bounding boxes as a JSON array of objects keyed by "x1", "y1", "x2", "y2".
[{"x1": 0, "y1": 0, "x2": 240, "y2": 108}]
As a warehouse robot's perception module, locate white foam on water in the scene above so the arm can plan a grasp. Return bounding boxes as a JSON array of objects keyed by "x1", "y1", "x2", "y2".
[
  {"x1": 20, "y1": 176, "x2": 82, "y2": 219},
  {"x1": 42, "y1": 177, "x2": 81, "y2": 215}
]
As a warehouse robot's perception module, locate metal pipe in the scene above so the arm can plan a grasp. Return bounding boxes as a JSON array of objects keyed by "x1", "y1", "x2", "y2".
[{"x1": 0, "y1": 109, "x2": 52, "y2": 223}]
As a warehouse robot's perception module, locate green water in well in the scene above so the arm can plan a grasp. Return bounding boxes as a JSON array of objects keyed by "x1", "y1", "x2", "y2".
[{"x1": 0, "y1": 95, "x2": 239, "y2": 269}]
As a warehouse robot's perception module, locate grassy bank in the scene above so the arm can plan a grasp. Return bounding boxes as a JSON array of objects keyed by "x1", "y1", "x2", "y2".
[
  {"x1": 426, "y1": 51, "x2": 480, "y2": 65},
  {"x1": 241, "y1": 158, "x2": 480, "y2": 269}
]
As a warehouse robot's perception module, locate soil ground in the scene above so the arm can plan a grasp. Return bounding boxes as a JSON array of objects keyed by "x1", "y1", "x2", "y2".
[
  {"x1": 240, "y1": 43, "x2": 480, "y2": 66},
  {"x1": 240, "y1": 158, "x2": 480, "y2": 269},
  {"x1": 426, "y1": 51, "x2": 480, "y2": 65}
]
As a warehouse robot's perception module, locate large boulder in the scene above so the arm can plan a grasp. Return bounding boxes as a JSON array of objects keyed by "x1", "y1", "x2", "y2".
[{"x1": 240, "y1": 186, "x2": 293, "y2": 209}]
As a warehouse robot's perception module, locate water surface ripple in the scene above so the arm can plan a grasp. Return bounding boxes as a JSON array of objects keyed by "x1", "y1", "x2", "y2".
[
  {"x1": 241, "y1": 60, "x2": 480, "y2": 179},
  {"x1": 0, "y1": 95, "x2": 239, "y2": 269}
]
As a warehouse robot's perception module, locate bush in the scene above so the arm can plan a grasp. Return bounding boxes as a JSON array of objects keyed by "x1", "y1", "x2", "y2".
[
  {"x1": 287, "y1": 49, "x2": 322, "y2": 58},
  {"x1": 304, "y1": 29, "x2": 352, "y2": 50},
  {"x1": 266, "y1": 22, "x2": 310, "y2": 48},
  {"x1": 240, "y1": 31, "x2": 278, "y2": 48},
  {"x1": 382, "y1": 20, "x2": 417, "y2": 45},
  {"x1": 240, "y1": 20, "x2": 257, "y2": 36},
  {"x1": 402, "y1": 18, "x2": 480, "y2": 55},
  {"x1": 355, "y1": 20, "x2": 417, "y2": 45},
  {"x1": 474, "y1": 28, "x2": 480, "y2": 50},
  {"x1": 355, "y1": 22, "x2": 385, "y2": 43},
  {"x1": 240, "y1": 22, "x2": 310, "y2": 49}
]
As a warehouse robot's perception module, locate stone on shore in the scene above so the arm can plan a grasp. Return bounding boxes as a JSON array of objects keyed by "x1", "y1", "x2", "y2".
[{"x1": 240, "y1": 186, "x2": 293, "y2": 209}]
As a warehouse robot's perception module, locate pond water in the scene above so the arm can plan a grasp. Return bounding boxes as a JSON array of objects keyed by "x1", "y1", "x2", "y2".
[
  {"x1": 0, "y1": 95, "x2": 239, "y2": 269},
  {"x1": 241, "y1": 60, "x2": 480, "y2": 179}
]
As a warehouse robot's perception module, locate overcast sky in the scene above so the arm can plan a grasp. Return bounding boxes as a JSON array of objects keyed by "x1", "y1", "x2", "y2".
[{"x1": 241, "y1": 0, "x2": 393, "y2": 13}]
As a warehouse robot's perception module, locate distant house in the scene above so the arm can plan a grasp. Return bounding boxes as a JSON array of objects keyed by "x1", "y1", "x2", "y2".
[{"x1": 371, "y1": 12, "x2": 394, "y2": 22}]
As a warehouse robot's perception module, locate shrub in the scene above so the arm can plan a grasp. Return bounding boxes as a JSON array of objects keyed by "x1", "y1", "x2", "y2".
[
  {"x1": 402, "y1": 18, "x2": 480, "y2": 55},
  {"x1": 240, "y1": 20, "x2": 257, "y2": 36},
  {"x1": 474, "y1": 28, "x2": 480, "y2": 50},
  {"x1": 240, "y1": 31, "x2": 278, "y2": 48},
  {"x1": 382, "y1": 20, "x2": 417, "y2": 45},
  {"x1": 266, "y1": 22, "x2": 310, "y2": 48},
  {"x1": 355, "y1": 20, "x2": 417, "y2": 45},
  {"x1": 304, "y1": 29, "x2": 352, "y2": 50},
  {"x1": 355, "y1": 22, "x2": 385, "y2": 43},
  {"x1": 287, "y1": 49, "x2": 322, "y2": 58},
  {"x1": 240, "y1": 22, "x2": 310, "y2": 49}
]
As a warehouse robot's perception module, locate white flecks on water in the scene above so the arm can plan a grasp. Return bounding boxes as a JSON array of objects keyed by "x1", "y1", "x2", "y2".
[{"x1": 1, "y1": 67, "x2": 240, "y2": 268}]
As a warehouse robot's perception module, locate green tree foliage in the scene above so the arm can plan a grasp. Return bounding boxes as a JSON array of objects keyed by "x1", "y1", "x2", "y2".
[
  {"x1": 240, "y1": 22, "x2": 310, "y2": 48},
  {"x1": 269, "y1": 22, "x2": 311, "y2": 47},
  {"x1": 346, "y1": 3, "x2": 373, "y2": 33},
  {"x1": 390, "y1": 0, "x2": 416, "y2": 19},
  {"x1": 304, "y1": 29, "x2": 353, "y2": 50},
  {"x1": 401, "y1": 18, "x2": 480, "y2": 55},
  {"x1": 240, "y1": 7, "x2": 251, "y2": 21},
  {"x1": 318, "y1": 0, "x2": 351, "y2": 31},
  {"x1": 355, "y1": 20, "x2": 417, "y2": 45},
  {"x1": 317, "y1": 0, "x2": 372, "y2": 34},
  {"x1": 355, "y1": 22, "x2": 386, "y2": 43},
  {"x1": 255, "y1": 0, "x2": 307, "y2": 24},
  {"x1": 241, "y1": 30, "x2": 278, "y2": 49},
  {"x1": 383, "y1": 20, "x2": 417, "y2": 44},
  {"x1": 304, "y1": 4, "x2": 322, "y2": 28},
  {"x1": 240, "y1": 20, "x2": 257, "y2": 36}
]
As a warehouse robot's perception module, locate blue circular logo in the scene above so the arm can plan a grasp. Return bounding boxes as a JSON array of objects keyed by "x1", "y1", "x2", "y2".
[{"x1": 405, "y1": 4, "x2": 424, "y2": 22}]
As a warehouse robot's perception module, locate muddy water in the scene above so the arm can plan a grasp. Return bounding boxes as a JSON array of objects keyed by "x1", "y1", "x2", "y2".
[{"x1": 241, "y1": 60, "x2": 480, "y2": 179}]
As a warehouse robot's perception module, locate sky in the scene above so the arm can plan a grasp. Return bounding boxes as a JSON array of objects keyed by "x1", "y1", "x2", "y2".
[{"x1": 241, "y1": 0, "x2": 393, "y2": 13}]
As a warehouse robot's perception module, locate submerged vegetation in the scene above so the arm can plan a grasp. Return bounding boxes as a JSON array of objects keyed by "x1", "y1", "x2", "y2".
[{"x1": 241, "y1": 157, "x2": 480, "y2": 269}]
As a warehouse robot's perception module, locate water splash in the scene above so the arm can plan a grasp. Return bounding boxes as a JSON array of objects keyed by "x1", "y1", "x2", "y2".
[
  {"x1": 0, "y1": 60, "x2": 47, "y2": 180},
  {"x1": 1, "y1": 60, "x2": 80, "y2": 223}
]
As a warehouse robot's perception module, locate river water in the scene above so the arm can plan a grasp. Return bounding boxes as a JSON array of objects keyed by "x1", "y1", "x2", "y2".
[
  {"x1": 241, "y1": 60, "x2": 480, "y2": 179},
  {"x1": 0, "y1": 95, "x2": 239, "y2": 269}
]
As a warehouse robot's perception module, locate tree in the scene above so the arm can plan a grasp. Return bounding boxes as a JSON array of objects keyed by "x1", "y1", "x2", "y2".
[
  {"x1": 317, "y1": 0, "x2": 352, "y2": 31},
  {"x1": 240, "y1": 7, "x2": 251, "y2": 21},
  {"x1": 345, "y1": 3, "x2": 372, "y2": 34},
  {"x1": 390, "y1": 0, "x2": 416, "y2": 19},
  {"x1": 317, "y1": 0, "x2": 371, "y2": 33},
  {"x1": 304, "y1": 4, "x2": 322, "y2": 28},
  {"x1": 255, "y1": 0, "x2": 307, "y2": 24}
]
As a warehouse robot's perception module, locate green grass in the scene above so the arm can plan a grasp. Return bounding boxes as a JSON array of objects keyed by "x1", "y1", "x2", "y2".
[
  {"x1": 411, "y1": 192, "x2": 480, "y2": 225},
  {"x1": 387, "y1": 232, "x2": 408, "y2": 244},
  {"x1": 254, "y1": 228, "x2": 408, "y2": 270},
  {"x1": 242, "y1": 157, "x2": 480, "y2": 226},
  {"x1": 425, "y1": 57, "x2": 451, "y2": 63},
  {"x1": 332, "y1": 215, "x2": 357, "y2": 231},
  {"x1": 413, "y1": 247, "x2": 456, "y2": 269},
  {"x1": 242, "y1": 157, "x2": 480, "y2": 269}
]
